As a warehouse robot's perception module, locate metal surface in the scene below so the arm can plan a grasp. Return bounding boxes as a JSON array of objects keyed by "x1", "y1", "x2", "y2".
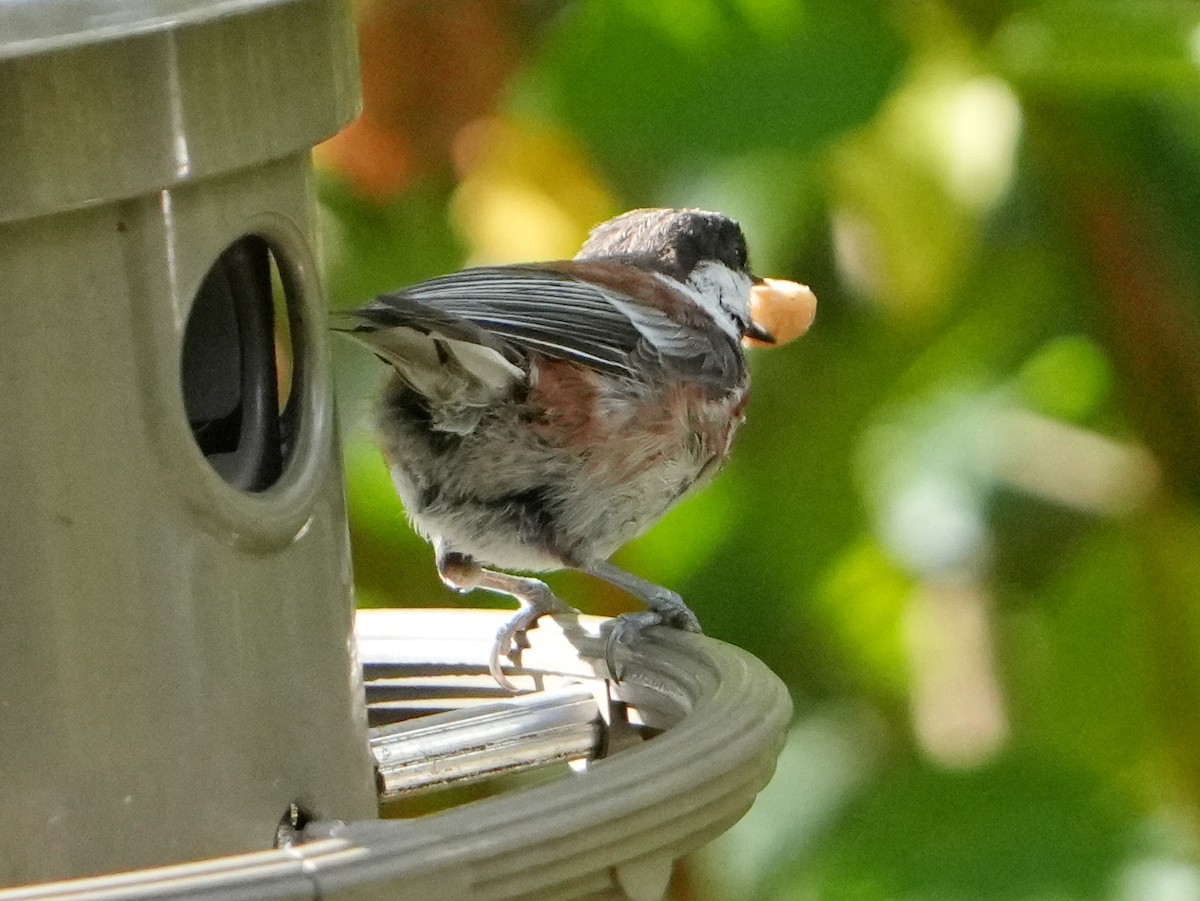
[
  {"x1": 371, "y1": 685, "x2": 602, "y2": 797},
  {"x1": 0, "y1": 609, "x2": 793, "y2": 901}
]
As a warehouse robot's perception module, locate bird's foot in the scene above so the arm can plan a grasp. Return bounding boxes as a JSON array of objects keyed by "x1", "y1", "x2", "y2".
[
  {"x1": 602, "y1": 584, "x2": 703, "y2": 681},
  {"x1": 436, "y1": 548, "x2": 577, "y2": 691},
  {"x1": 583, "y1": 560, "x2": 704, "y2": 680},
  {"x1": 490, "y1": 583, "x2": 575, "y2": 690}
]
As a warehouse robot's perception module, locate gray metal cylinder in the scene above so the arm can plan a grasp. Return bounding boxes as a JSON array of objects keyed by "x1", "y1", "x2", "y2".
[{"x1": 0, "y1": 0, "x2": 375, "y2": 886}]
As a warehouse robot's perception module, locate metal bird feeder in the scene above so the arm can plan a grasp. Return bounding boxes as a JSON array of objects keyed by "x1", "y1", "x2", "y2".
[{"x1": 0, "y1": 2, "x2": 791, "y2": 899}]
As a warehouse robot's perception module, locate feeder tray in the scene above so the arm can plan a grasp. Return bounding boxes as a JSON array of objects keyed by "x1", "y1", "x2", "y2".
[{"x1": 0, "y1": 610, "x2": 791, "y2": 901}]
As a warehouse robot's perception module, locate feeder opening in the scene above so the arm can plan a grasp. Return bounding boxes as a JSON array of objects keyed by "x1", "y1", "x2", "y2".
[{"x1": 181, "y1": 235, "x2": 299, "y2": 492}]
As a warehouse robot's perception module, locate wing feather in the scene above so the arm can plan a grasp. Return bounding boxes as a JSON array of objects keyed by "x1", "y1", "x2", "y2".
[
  {"x1": 335, "y1": 264, "x2": 744, "y2": 400},
  {"x1": 374, "y1": 265, "x2": 740, "y2": 387}
]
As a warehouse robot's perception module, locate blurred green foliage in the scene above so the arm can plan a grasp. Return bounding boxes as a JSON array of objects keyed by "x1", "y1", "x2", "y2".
[{"x1": 322, "y1": 0, "x2": 1200, "y2": 898}]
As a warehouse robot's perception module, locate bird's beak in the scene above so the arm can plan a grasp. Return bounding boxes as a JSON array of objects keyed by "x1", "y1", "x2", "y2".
[
  {"x1": 742, "y1": 319, "x2": 777, "y2": 344},
  {"x1": 742, "y1": 278, "x2": 817, "y2": 349}
]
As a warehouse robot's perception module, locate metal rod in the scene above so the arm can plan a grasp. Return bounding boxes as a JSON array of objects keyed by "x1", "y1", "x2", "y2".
[{"x1": 370, "y1": 684, "x2": 603, "y2": 798}]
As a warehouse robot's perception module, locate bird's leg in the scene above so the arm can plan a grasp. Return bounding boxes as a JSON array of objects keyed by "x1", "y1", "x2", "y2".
[
  {"x1": 436, "y1": 548, "x2": 575, "y2": 690},
  {"x1": 585, "y1": 560, "x2": 703, "y2": 679}
]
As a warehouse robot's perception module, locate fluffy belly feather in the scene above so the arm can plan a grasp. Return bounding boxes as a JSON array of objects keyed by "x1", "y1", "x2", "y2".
[{"x1": 380, "y1": 367, "x2": 742, "y2": 572}]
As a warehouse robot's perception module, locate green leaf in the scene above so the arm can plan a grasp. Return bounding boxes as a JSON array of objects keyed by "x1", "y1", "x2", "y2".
[
  {"x1": 994, "y1": 1, "x2": 1200, "y2": 95},
  {"x1": 512, "y1": 0, "x2": 907, "y2": 191}
]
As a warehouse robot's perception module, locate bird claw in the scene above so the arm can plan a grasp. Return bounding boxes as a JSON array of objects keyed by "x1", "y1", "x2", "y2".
[
  {"x1": 604, "y1": 601, "x2": 703, "y2": 682},
  {"x1": 488, "y1": 587, "x2": 575, "y2": 691}
]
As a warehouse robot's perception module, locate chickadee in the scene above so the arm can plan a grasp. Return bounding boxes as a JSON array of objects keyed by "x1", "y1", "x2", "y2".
[{"x1": 336, "y1": 208, "x2": 815, "y2": 689}]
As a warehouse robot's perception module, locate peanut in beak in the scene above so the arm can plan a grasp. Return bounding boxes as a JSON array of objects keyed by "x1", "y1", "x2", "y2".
[{"x1": 742, "y1": 278, "x2": 817, "y2": 349}]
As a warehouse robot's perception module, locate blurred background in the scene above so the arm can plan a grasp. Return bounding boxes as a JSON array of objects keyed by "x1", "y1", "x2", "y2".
[{"x1": 317, "y1": 1, "x2": 1200, "y2": 898}]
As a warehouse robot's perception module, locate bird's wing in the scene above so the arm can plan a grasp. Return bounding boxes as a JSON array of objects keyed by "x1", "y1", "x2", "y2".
[
  {"x1": 331, "y1": 294, "x2": 527, "y2": 436},
  {"x1": 332, "y1": 290, "x2": 526, "y2": 379},
  {"x1": 353, "y1": 264, "x2": 742, "y2": 389}
]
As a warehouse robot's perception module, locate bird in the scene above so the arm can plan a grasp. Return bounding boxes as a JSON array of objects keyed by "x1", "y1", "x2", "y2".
[{"x1": 335, "y1": 208, "x2": 815, "y2": 689}]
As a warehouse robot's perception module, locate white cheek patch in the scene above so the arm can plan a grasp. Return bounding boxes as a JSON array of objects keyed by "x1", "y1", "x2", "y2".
[{"x1": 683, "y1": 261, "x2": 752, "y2": 339}]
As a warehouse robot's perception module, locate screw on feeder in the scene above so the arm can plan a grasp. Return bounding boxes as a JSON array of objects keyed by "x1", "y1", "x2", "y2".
[{"x1": 273, "y1": 802, "x2": 314, "y2": 849}]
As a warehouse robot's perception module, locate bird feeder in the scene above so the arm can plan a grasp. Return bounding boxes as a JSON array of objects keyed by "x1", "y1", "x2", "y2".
[{"x1": 0, "y1": 1, "x2": 792, "y2": 899}]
